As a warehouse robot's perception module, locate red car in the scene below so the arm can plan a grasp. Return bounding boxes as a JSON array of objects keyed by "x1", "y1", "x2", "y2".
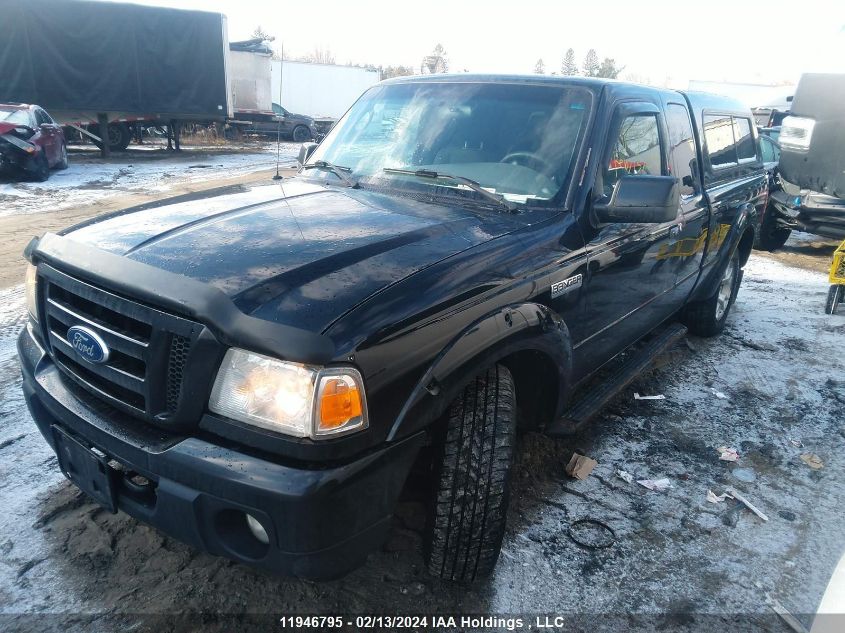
[{"x1": 0, "y1": 103, "x2": 68, "y2": 181}]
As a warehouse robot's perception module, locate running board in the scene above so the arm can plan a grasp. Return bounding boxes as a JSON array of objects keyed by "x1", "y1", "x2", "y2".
[{"x1": 545, "y1": 322, "x2": 688, "y2": 436}]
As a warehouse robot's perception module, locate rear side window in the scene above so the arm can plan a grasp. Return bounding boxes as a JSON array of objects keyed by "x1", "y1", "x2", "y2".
[
  {"x1": 666, "y1": 104, "x2": 698, "y2": 196},
  {"x1": 603, "y1": 113, "x2": 663, "y2": 196},
  {"x1": 703, "y1": 114, "x2": 737, "y2": 168},
  {"x1": 733, "y1": 117, "x2": 756, "y2": 162}
]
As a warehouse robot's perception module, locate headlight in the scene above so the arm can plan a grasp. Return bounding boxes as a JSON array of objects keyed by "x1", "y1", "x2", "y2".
[
  {"x1": 208, "y1": 348, "x2": 368, "y2": 438},
  {"x1": 779, "y1": 116, "x2": 815, "y2": 152},
  {"x1": 25, "y1": 262, "x2": 39, "y2": 322}
]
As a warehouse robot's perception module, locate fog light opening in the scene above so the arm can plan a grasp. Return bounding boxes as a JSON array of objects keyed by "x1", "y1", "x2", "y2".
[{"x1": 246, "y1": 513, "x2": 270, "y2": 545}]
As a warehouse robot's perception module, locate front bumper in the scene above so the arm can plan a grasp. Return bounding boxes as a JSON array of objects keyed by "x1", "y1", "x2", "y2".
[{"x1": 18, "y1": 325, "x2": 423, "y2": 579}]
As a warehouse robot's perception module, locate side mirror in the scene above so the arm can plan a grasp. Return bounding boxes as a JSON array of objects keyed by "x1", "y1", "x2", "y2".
[
  {"x1": 298, "y1": 142, "x2": 318, "y2": 165},
  {"x1": 594, "y1": 175, "x2": 680, "y2": 224}
]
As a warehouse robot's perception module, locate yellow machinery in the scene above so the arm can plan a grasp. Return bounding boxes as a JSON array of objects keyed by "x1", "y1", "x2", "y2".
[{"x1": 827, "y1": 239, "x2": 845, "y2": 314}]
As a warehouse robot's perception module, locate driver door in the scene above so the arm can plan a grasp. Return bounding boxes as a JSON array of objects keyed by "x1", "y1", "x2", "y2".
[{"x1": 575, "y1": 101, "x2": 680, "y2": 377}]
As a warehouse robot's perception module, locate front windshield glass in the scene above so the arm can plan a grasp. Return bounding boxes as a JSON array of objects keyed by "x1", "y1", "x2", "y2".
[
  {"x1": 0, "y1": 109, "x2": 31, "y2": 126},
  {"x1": 307, "y1": 81, "x2": 592, "y2": 206}
]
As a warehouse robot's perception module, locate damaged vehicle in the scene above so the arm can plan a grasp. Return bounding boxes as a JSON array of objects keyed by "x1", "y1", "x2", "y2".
[
  {"x1": 18, "y1": 76, "x2": 765, "y2": 582},
  {"x1": 0, "y1": 103, "x2": 68, "y2": 181},
  {"x1": 765, "y1": 73, "x2": 845, "y2": 241}
]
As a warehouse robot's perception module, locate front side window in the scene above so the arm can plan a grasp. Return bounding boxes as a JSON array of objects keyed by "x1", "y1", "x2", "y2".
[
  {"x1": 666, "y1": 104, "x2": 698, "y2": 196},
  {"x1": 308, "y1": 82, "x2": 593, "y2": 207},
  {"x1": 704, "y1": 114, "x2": 738, "y2": 168},
  {"x1": 602, "y1": 113, "x2": 662, "y2": 196}
]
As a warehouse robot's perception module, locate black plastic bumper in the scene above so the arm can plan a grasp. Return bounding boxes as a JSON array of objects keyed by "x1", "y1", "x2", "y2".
[{"x1": 18, "y1": 325, "x2": 424, "y2": 580}]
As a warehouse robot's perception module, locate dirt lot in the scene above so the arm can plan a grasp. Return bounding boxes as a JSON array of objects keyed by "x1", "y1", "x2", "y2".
[{"x1": 0, "y1": 163, "x2": 843, "y2": 632}]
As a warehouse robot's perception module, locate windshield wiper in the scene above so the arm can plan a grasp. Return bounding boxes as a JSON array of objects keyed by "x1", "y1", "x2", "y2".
[
  {"x1": 382, "y1": 168, "x2": 517, "y2": 212},
  {"x1": 301, "y1": 160, "x2": 358, "y2": 188}
]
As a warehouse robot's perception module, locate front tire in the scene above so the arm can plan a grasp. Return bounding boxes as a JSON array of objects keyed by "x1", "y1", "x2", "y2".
[
  {"x1": 28, "y1": 149, "x2": 50, "y2": 182},
  {"x1": 426, "y1": 364, "x2": 516, "y2": 582},
  {"x1": 292, "y1": 125, "x2": 311, "y2": 143},
  {"x1": 682, "y1": 249, "x2": 742, "y2": 337},
  {"x1": 56, "y1": 142, "x2": 69, "y2": 170},
  {"x1": 754, "y1": 206, "x2": 791, "y2": 251}
]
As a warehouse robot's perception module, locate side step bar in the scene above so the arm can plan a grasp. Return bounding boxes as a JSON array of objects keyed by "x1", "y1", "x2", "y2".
[{"x1": 545, "y1": 322, "x2": 688, "y2": 436}]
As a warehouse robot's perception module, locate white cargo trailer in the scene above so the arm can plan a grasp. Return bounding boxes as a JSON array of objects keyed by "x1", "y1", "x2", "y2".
[{"x1": 270, "y1": 61, "x2": 380, "y2": 119}]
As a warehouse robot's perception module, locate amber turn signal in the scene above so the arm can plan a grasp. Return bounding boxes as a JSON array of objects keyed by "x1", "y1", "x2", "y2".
[{"x1": 318, "y1": 377, "x2": 363, "y2": 430}]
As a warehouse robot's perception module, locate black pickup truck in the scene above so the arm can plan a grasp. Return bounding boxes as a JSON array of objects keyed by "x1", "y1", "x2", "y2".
[{"x1": 18, "y1": 75, "x2": 766, "y2": 582}]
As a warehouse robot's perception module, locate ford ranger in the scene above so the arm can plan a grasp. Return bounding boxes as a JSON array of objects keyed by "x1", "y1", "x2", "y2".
[{"x1": 18, "y1": 76, "x2": 765, "y2": 582}]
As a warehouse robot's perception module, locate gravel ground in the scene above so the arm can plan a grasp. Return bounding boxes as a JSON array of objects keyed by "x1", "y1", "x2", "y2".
[{"x1": 0, "y1": 224, "x2": 843, "y2": 632}]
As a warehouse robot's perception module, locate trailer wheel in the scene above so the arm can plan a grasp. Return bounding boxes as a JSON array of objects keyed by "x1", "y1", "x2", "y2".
[
  {"x1": 292, "y1": 125, "x2": 312, "y2": 143},
  {"x1": 425, "y1": 364, "x2": 516, "y2": 582},
  {"x1": 90, "y1": 122, "x2": 132, "y2": 152}
]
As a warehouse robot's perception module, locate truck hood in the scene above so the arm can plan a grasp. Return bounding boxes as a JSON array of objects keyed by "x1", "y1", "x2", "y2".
[{"x1": 66, "y1": 181, "x2": 524, "y2": 333}]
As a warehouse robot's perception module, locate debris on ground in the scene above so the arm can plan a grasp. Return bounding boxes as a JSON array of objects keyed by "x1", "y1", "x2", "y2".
[
  {"x1": 727, "y1": 487, "x2": 769, "y2": 522},
  {"x1": 637, "y1": 478, "x2": 672, "y2": 492},
  {"x1": 707, "y1": 490, "x2": 733, "y2": 504},
  {"x1": 708, "y1": 387, "x2": 729, "y2": 400},
  {"x1": 565, "y1": 453, "x2": 598, "y2": 480},
  {"x1": 731, "y1": 467, "x2": 757, "y2": 482},
  {"x1": 789, "y1": 438, "x2": 804, "y2": 448},
  {"x1": 568, "y1": 519, "x2": 616, "y2": 549},
  {"x1": 634, "y1": 393, "x2": 665, "y2": 400},
  {"x1": 717, "y1": 446, "x2": 740, "y2": 462},
  {"x1": 800, "y1": 453, "x2": 824, "y2": 470},
  {"x1": 617, "y1": 470, "x2": 634, "y2": 484},
  {"x1": 765, "y1": 593, "x2": 810, "y2": 633}
]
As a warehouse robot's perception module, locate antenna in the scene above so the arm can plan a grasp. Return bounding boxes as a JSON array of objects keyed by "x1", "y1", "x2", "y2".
[{"x1": 273, "y1": 42, "x2": 284, "y2": 180}]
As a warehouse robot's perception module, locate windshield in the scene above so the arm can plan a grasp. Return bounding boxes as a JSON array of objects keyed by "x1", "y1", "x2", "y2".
[
  {"x1": 0, "y1": 109, "x2": 31, "y2": 126},
  {"x1": 307, "y1": 81, "x2": 592, "y2": 206}
]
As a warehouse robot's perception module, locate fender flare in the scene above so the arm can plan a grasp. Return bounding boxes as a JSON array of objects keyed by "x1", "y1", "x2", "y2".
[{"x1": 386, "y1": 302, "x2": 572, "y2": 441}]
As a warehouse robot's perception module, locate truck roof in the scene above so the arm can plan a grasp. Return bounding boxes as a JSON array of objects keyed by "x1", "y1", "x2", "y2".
[{"x1": 379, "y1": 74, "x2": 752, "y2": 115}]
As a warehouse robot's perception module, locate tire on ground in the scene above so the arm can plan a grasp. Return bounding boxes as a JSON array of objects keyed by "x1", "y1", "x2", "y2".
[
  {"x1": 292, "y1": 125, "x2": 311, "y2": 143},
  {"x1": 56, "y1": 142, "x2": 69, "y2": 170},
  {"x1": 681, "y1": 248, "x2": 742, "y2": 337},
  {"x1": 426, "y1": 364, "x2": 516, "y2": 582},
  {"x1": 28, "y1": 149, "x2": 50, "y2": 182},
  {"x1": 753, "y1": 205, "x2": 791, "y2": 251}
]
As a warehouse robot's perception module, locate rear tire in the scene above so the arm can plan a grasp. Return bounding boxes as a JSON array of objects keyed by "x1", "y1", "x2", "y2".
[
  {"x1": 56, "y1": 142, "x2": 69, "y2": 169},
  {"x1": 754, "y1": 206, "x2": 791, "y2": 251},
  {"x1": 426, "y1": 364, "x2": 516, "y2": 582},
  {"x1": 826, "y1": 285, "x2": 843, "y2": 315},
  {"x1": 681, "y1": 249, "x2": 742, "y2": 337}
]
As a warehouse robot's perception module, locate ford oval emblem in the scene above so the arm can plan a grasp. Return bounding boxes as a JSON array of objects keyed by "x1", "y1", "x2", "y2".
[{"x1": 66, "y1": 325, "x2": 110, "y2": 364}]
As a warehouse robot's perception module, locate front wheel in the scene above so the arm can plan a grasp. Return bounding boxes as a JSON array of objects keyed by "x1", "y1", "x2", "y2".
[
  {"x1": 425, "y1": 364, "x2": 516, "y2": 582},
  {"x1": 681, "y1": 249, "x2": 742, "y2": 337},
  {"x1": 27, "y1": 149, "x2": 50, "y2": 182},
  {"x1": 56, "y1": 142, "x2": 69, "y2": 169},
  {"x1": 292, "y1": 125, "x2": 311, "y2": 143},
  {"x1": 754, "y1": 205, "x2": 791, "y2": 251},
  {"x1": 826, "y1": 285, "x2": 843, "y2": 315}
]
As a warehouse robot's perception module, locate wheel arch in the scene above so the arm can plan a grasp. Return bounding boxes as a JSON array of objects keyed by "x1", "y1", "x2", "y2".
[{"x1": 386, "y1": 302, "x2": 572, "y2": 441}]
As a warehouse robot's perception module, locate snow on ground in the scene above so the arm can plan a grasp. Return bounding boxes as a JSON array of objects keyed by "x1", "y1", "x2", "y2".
[
  {"x1": 0, "y1": 142, "x2": 299, "y2": 218},
  {"x1": 0, "y1": 251, "x2": 842, "y2": 631}
]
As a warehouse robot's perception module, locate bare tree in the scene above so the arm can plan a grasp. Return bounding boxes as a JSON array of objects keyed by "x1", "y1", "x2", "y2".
[
  {"x1": 299, "y1": 47, "x2": 336, "y2": 64},
  {"x1": 534, "y1": 58, "x2": 546, "y2": 74},
  {"x1": 582, "y1": 49, "x2": 600, "y2": 77},
  {"x1": 561, "y1": 48, "x2": 578, "y2": 75},
  {"x1": 421, "y1": 44, "x2": 449, "y2": 74},
  {"x1": 382, "y1": 65, "x2": 415, "y2": 79}
]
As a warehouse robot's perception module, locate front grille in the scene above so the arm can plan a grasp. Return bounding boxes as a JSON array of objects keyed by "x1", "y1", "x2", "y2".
[{"x1": 38, "y1": 264, "x2": 206, "y2": 426}]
